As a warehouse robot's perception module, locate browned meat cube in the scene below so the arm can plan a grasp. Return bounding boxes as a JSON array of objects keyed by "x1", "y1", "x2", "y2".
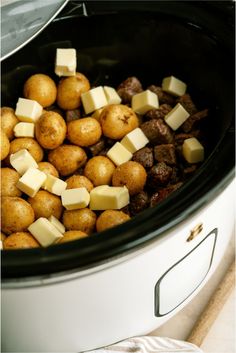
[{"x1": 154, "y1": 144, "x2": 177, "y2": 165}]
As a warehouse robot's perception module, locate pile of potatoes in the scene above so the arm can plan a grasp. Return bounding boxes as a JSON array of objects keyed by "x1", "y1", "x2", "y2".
[{"x1": 0, "y1": 73, "x2": 147, "y2": 250}]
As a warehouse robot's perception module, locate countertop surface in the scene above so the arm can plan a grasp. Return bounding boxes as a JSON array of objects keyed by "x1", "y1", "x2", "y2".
[{"x1": 149, "y1": 233, "x2": 235, "y2": 353}]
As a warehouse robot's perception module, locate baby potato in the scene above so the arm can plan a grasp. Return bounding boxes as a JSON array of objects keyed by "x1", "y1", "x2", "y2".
[
  {"x1": 67, "y1": 118, "x2": 102, "y2": 147},
  {"x1": 96, "y1": 210, "x2": 130, "y2": 232},
  {"x1": 48, "y1": 144, "x2": 87, "y2": 176},
  {"x1": 1, "y1": 196, "x2": 35, "y2": 235},
  {"x1": 1, "y1": 167, "x2": 22, "y2": 197},
  {"x1": 65, "y1": 175, "x2": 93, "y2": 192},
  {"x1": 37, "y1": 162, "x2": 59, "y2": 178},
  {"x1": 28, "y1": 190, "x2": 63, "y2": 219},
  {"x1": 63, "y1": 208, "x2": 96, "y2": 234},
  {"x1": 58, "y1": 230, "x2": 88, "y2": 244},
  {"x1": 8, "y1": 137, "x2": 44, "y2": 162},
  {"x1": 84, "y1": 156, "x2": 115, "y2": 186},
  {"x1": 1, "y1": 232, "x2": 6, "y2": 242},
  {"x1": 100, "y1": 104, "x2": 139, "y2": 139},
  {"x1": 3, "y1": 232, "x2": 40, "y2": 249},
  {"x1": 112, "y1": 161, "x2": 147, "y2": 195},
  {"x1": 1, "y1": 129, "x2": 10, "y2": 160},
  {"x1": 57, "y1": 72, "x2": 90, "y2": 110},
  {"x1": 35, "y1": 111, "x2": 66, "y2": 149},
  {"x1": 0, "y1": 107, "x2": 18, "y2": 140},
  {"x1": 23, "y1": 73, "x2": 57, "y2": 107}
]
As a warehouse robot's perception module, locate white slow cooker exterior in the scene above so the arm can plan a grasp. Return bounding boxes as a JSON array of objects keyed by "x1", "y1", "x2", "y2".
[{"x1": 1, "y1": 180, "x2": 235, "y2": 352}]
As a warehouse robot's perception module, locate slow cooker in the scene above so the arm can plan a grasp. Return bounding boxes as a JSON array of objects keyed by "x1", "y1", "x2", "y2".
[{"x1": 1, "y1": 1, "x2": 235, "y2": 352}]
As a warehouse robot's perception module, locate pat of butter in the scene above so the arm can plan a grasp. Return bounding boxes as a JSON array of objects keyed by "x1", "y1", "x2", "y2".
[
  {"x1": 28, "y1": 217, "x2": 63, "y2": 247},
  {"x1": 107, "y1": 142, "x2": 133, "y2": 166},
  {"x1": 121, "y1": 127, "x2": 149, "y2": 153},
  {"x1": 103, "y1": 86, "x2": 121, "y2": 105},
  {"x1": 15, "y1": 98, "x2": 43, "y2": 123},
  {"x1": 48, "y1": 215, "x2": 65, "y2": 234},
  {"x1": 10, "y1": 149, "x2": 38, "y2": 175},
  {"x1": 61, "y1": 187, "x2": 90, "y2": 210},
  {"x1": 162, "y1": 76, "x2": 187, "y2": 96},
  {"x1": 164, "y1": 103, "x2": 190, "y2": 131},
  {"x1": 90, "y1": 185, "x2": 129, "y2": 210},
  {"x1": 17, "y1": 167, "x2": 47, "y2": 197},
  {"x1": 132, "y1": 89, "x2": 159, "y2": 115},
  {"x1": 14, "y1": 122, "x2": 34, "y2": 138},
  {"x1": 81, "y1": 86, "x2": 108, "y2": 114},
  {"x1": 55, "y1": 48, "x2": 76, "y2": 77},
  {"x1": 43, "y1": 174, "x2": 67, "y2": 196},
  {"x1": 182, "y1": 137, "x2": 204, "y2": 163},
  {"x1": 92, "y1": 108, "x2": 104, "y2": 121}
]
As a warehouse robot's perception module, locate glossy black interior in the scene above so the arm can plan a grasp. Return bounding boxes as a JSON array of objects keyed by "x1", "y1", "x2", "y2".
[{"x1": 1, "y1": 1, "x2": 235, "y2": 279}]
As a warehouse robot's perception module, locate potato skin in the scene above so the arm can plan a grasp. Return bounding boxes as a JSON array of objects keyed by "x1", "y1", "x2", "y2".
[
  {"x1": 112, "y1": 161, "x2": 147, "y2": 195},
  {"x1": 1, "y1": 197, "x2": 35, "y2": 235},
  {"x1": 58, "y1": 230, "x2": 88, "y2": 244},
  {"x1": 1, "y1": 129, "x2": 10, "y2": 160},
  {"x1": 57, "y1": 72, "x2": 90, "y2": 110},
  {"x1": 0, "y1": 107, "x2": 18, "y2": 140},
  {"x1": 62, "y1": 208, "x2": 96, "y2": 234},
  {"x1": 23, "y1": 73, "x2": 57, "y2": 107},
  {"x1": 1, "y1": 167, "x2": 22, "y2": 197},
  {"x1": 35, "y1": 111, "x2": 66, "y2": 149},
  {"x1": 48, "y1": 144, "x2": 87, "y2": 176},
  {"x1": 9, "y1": 137, "x2": 44, "y2": 162},
  {"x1": 37, "y1": 162, "x2": 59, "y2": 178},
  {"x1": 67, "y1": 118, "x2": 102, "y2": 147},
  {"x1": 100, "y1": 104, "x2": 139, "y2": 139},
  {"x1": 96, "y1": 210, "x2": 130, "y2": 232},
  {"x1": 65, "y1": 175, "x2": 93, "y2": 192},
  {"x1": 84, "y1": 156, "x2": 115, "y2": 186},
  {"x1": 3, "y1": 232, "x2": 40, "y2": 249},
  {"x1": 28, "y1": 190, "x2": 63, "y2": 219}
]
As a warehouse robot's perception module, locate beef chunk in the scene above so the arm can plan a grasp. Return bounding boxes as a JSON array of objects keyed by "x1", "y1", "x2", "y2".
[
  {"x1": 132, "y1": 147, "x2": 154, "y2": 168},
  {"x1": 145, "y1": 104, "x2": 172, "y2": 120},
  {"x1": 147, "y1": 85, "x2": 175, "y2": 106},
  {"x1": 66, "y1": 109, "x2": 81, "y2": 123},
  {"x1": 150, "y1": 182, "x2": 183, "y2": 207},
  {"x1": 177, "y1": 94, "x2": 198, "y2": 115},
  {"x1": 174, "y1": 131, "x2": 201, "y2": 146},
  {"x1": 130, "y1": 191, "x2": 149, "y2": 215},
  {"x1": 117, "y1": 77, "x2": 143, "y2": 104},
  {"x1": 88, "y1": 139, "x2": 106, "y2": 156},
  {"x1": 154, "y1": 144, "x2": 177, "y2": 165},
  {"x1": 148, "y1": 162, "x2": 173, "y2": 187},
  {"x1": 182, "y1": 109, "x2": 209, "y2": 133},
  {"x1": 141, "y1": 119, "x2": 174, "y2": 145}
]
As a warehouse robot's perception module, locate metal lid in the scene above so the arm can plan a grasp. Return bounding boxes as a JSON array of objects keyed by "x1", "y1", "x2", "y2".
[{"x1": 1, "y1": 0, "x2": 69, "y2": 61}]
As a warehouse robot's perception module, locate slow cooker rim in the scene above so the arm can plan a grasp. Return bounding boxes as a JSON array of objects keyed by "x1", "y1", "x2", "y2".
[{"x1": 1, "y1": 1, "x2": 235, "y2": 279}]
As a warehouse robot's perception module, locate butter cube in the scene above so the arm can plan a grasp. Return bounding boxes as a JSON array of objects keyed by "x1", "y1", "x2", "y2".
[
  {"x1": 61, "y1": 187, "x2": 90, "y2": 210},
  {"x1": 182, "y1": 137, "x2": 204, "y2": 163},
  {"x1": 17, "y1": 167, "x2": 47, "y2": 197},
  {"x1": 10, "y1": 149, "x2": 38, "y2": 175},
  {"x1": 28, "y1": 217, "x2": 63, "y2": 247},
  {"x1": 48, "y1": 215, "x2": 65, "y2": 234},
  {"x1": 162, "y1": 76, "x2": 187, "y2": 96},
  {"x1": 15, "y1": 98, "x2": 43, "y2": 123},
  {"x1": 164, "y1": 103, "x2": 190, "y2": 131},
  {"x1": 107, "y1": 142, "x2": 132, "y2": 166},
  {"x1": 103, "y1": 86, "x2": 121, "y2": 105},
  {"x1": 14, "y1": 122, "x2": 34, "y2": 138},
  {"x1": 132, "y1": 89, "x2": 159, "y2": 115},
  {"x1": 55, "y1": 48, "x2": 76, "y2": 77},
  {"x1": 81, "y1": 86, "x2": 108, "y2": 114},
  {"x1": 90, "y1": 185, "x2": 129, "y2": 210},
  {"x1": 121, "y1": 128, "x2": 149, "y2": 153},
  {"x1": 43, "y1": 174, "x2": 67, "y2": 196}
]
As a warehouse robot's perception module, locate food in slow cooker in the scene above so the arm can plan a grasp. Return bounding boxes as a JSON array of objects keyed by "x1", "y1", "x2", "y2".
[{"x1": 0, "y1": 48, "x2": 209, "y2": 250}]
